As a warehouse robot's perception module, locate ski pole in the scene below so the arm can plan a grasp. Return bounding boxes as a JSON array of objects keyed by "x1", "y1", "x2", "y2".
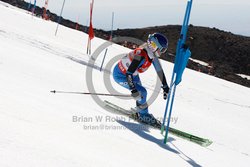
[{"x1": 50, "y1": 90, "x2": 131, "y2": 97}]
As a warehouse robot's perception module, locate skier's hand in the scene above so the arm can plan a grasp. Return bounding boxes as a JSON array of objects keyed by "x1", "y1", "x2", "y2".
[
  {"x1": 131, "y1": 89, "x2": 141, "y2": 101},
  {"x1": 162, "y1": 86, "x2": 169, "y2": 100}
]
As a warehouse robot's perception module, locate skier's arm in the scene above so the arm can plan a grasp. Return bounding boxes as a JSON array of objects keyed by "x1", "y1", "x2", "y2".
[
  {"x1": 126, "y1": 55, "x2": 144, "y2": 90},
  {"x1": 152, "y1": 58, "x2": 169, "y2": 100},
  {"x1": 152, "y1": 57, "x2": 169, "y2": 88}
]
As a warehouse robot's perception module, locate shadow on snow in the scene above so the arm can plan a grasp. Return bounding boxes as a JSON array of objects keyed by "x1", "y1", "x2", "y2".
[{"x1": 117, "y1": 120, "x2": 202, "y2": 167}]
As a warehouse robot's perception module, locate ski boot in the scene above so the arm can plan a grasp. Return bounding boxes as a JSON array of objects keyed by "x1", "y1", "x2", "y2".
[{"x1": 135, "y1": 112, "x2": 161, "y2": 128}]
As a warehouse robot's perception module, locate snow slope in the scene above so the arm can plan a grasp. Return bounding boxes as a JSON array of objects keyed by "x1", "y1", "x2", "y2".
[{"x1": 0, "y1": 2, "x2": 250, "y2": 167}]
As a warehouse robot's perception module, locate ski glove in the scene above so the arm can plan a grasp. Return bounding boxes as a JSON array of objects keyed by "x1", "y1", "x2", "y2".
[
  {"x1": 131, "y1": 89, "x2": 141, "y2": 101},
  {"x1": 162, "y1": 86, "x2": 169, "y2": 100},
  {"x1": 126, "y1": 73, "x2": 136, "y2": 90}
]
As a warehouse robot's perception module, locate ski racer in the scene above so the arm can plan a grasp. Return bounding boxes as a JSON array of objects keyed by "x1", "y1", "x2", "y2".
[{"x1": 113, "y1": 33, "x2": 170, "y2": 125}]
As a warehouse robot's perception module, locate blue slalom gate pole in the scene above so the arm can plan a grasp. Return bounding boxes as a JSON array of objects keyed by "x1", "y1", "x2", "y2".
[
  {"x1": 110, "y1": 12, "x2": 114, "y2": 40},
  {"x1": 163, "y1": 0, "x2": 193, "y2": 144},
  {"x1": 31, "y1": 0, "x2": 36, "y2": 14},
  {"x1": 99, "y1": 12, "x2": 114, "y2": 72},
  {"x1": 55, "y1": 0, "x2": 66, "y2": 36},
  {"x1": 164, "y1": 84, "x2": 177, "y2": 143},
  {"x1": 100, "y1": 48, "x2": 108, "y2": 71},
  {"x1": 27, "y1": 1, "x2": 31, "y2": 10},
  {"x1": 161, "y1": 72, "x2": 175, "y2": 134}
]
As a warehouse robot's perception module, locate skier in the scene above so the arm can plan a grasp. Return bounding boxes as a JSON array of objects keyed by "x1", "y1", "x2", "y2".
[{"x1": 113, "y1": 33, "x2": 170, "y2": 125}]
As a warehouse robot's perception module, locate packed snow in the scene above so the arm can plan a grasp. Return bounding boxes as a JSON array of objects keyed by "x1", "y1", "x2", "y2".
[
  {"x1": 189, "y1": 58, "x2": 211, "y2": 67},
  {"x1": 0, "y1": 2, "x2": 250, "y2": 167},
  {"x1": 237, "y1": 74, "x2": 250, "y2": 80}
]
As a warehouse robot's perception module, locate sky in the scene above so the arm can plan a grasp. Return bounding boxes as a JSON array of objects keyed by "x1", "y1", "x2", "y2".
[{"x1": 26, "y1": 0, "x2": 250, "y2": 36}]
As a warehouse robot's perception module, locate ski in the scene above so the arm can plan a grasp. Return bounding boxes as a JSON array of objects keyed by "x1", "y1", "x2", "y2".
[
  {"x1": 104, "y1": 100, "x2": 212, "y2": 147},
  {"x1": 104, "y1": 100, "x2": 162, "y2": 129}
]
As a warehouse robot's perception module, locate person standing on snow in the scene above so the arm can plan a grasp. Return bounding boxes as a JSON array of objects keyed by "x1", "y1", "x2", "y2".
[{"x1": 113, "y1": 33, "x2": 170, "y2": 125}]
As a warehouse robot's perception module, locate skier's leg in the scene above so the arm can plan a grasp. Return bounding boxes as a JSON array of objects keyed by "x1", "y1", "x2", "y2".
[
  {"x1": 134, "y1": 83, "x2": 148, "y2": 115},
  {"x1": 113, "y1": 65, "x2": 130, "y2": 89},
  {"x1": 113, "y1": 65, "x2": 149, "y2": 114},
  {"x1": 133, "y1": 77, "x2": 160, "y2": 125}
]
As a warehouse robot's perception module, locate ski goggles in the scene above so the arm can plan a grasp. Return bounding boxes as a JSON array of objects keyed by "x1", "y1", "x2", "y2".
[
  {"x1": 158, "y1": 45, "x2": 167, "y2": 54},
  {"x1": 149, "y1": 41, "x2": 158, "y2": 52},
  {"x1": 150, "y1": 38, "x2": 167, "y2": 54}
]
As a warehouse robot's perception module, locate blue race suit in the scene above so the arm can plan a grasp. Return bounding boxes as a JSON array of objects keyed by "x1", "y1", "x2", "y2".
[{"x1": 113, "y1": 47, "x2": 168, "y2": 115}]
